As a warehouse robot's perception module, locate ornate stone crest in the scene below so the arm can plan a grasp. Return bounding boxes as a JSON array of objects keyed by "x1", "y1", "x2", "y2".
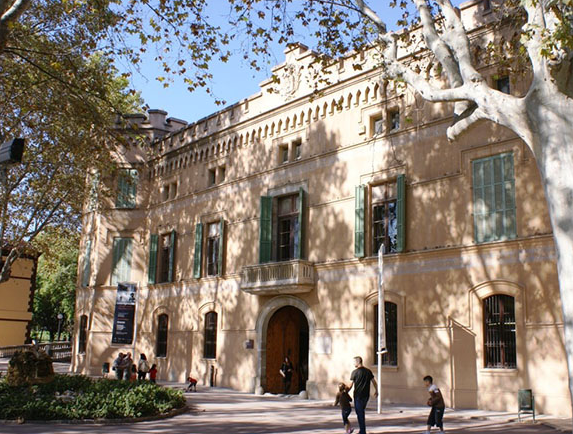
[{"x1": 279, "y1": 63, "x2": 302, "y2": 100}]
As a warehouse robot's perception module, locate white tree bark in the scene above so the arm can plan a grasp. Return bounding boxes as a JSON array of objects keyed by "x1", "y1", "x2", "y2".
[{"x1": 353, "y1": 0, "x2": 573, "y2": 421}]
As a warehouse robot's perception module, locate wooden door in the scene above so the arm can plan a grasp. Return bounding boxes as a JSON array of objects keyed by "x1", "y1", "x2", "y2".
[{"x1": 265, "y1": 306, "x2": 306, "y2": 394}]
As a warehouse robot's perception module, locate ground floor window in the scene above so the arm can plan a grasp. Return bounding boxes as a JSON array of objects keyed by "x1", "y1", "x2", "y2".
[
  {"x1": 484, "y1": 294, "x2": 516, "y2": 368},
  {"x1": 204, "y1": 311, "x2": 217, "y2": 359},
  {"x1": 373, "y1": 302, "x2": 398, "y2": 366},
  {"x1": 156, "y1": 314, "x2": 169, "y2": 357},
  {"x1": 78, "y1": 315, "x2": 88, "y2": 354}
]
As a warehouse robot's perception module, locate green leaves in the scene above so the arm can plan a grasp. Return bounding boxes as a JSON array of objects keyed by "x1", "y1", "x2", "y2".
[{"x1": 0, "y1": 374, "x2": 186, "y2": 420}]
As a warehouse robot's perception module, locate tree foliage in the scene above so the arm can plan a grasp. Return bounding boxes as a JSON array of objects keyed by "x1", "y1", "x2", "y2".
[
  {"x1": 32, "y1": 229, "x2": 79, "y2": 341},
  {"x1": 0, "y1": 0, "x2": 143, "y2": 282}
]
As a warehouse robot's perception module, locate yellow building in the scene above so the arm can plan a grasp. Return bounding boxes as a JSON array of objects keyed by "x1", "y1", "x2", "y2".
[
  {"x1": 72, "y1": 0, "x2": 571, "y2": 417},
  {"x1": 0, "y1": 250, "x2": 38, "y2": 346}
]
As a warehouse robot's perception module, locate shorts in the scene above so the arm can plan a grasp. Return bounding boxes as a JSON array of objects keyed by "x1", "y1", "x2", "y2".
[
  {"x1": 341, "y1": 407, "x2": 352, "y2": 425},
  {"x1": 427, "y1": 406, "x2": 444, "y2": 428}
]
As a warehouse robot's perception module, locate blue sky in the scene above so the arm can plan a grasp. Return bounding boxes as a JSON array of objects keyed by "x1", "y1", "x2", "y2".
[{"x1": 129, "y1": 1, "x2": 461, "y2": 123}]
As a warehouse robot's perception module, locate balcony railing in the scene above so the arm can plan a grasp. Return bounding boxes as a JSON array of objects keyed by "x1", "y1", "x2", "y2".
[{"x1": 240, "y1": 259, "x2": 315, "y2": 295}]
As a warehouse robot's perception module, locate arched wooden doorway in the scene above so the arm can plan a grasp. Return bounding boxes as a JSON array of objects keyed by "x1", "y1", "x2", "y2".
[{"x1": 265, "y1": 306, "x2": 309, "y2": 394}]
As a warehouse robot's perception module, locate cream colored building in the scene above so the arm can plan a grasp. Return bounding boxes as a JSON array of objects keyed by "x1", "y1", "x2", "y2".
[
  {"x1": 0, "y1": 251, "x2": 38, "y2": 346},
  {"x1": 72, "y1": 0, "x2": 571, "y2": 417}
]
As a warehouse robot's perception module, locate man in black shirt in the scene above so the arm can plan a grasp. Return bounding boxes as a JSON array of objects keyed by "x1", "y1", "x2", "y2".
[{"x1": 348, "y1": 356, "x2": 378, "y2": 434}]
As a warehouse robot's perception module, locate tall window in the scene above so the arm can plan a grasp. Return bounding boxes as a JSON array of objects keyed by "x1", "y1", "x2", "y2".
[
  {"x1": 159, "y1": 233, "x2": 171, "y2": 283},
  {"x1": 116, "y1": 169, "x2": 138, "y2": 208},
  {"x1": 373, "y1": 302, "x2": 398, "y2": 366},
  {"x1": 277, "y1": 194, "x2": 300, "y2": 261},
  {"x1": 206, "y1": 222, "x2": 221, "y2": 276},
  {"x1": 204, "y1": 311, "x2": 218, "y2": 359},
  {"x1": 473, "y1": 153, "x2": 516, "y2": 243},
  {"x1": 81, "y1": 239, "x2": 92, "y2": 287},
  {"x1": 148, "y1": 231, "x2": 176, "y2": 284},
  {"x1": 355, "y1": 176, "x2": 405, "y2": 258},
  {"x1": 111, "y1": 237, "x2": 133, "y2": 285},
  {"x1": 78, "y1": 315, "x2": 88, "y2": 354},
  {"x1": 371, "y1": 183, "x2": 398, "y2": 255},
  {"x1": 259, "y1": 188, "x2": 306, "y2": 263},
  {"x1": 484, "y1": 295, "x2": 516, "y2": 368},
  {"x1": 156, "y1": 314, "x2": 169, "y2": 357},
  {"x1": 193, "y1": 220, "x2": 225, "y2": 278}
]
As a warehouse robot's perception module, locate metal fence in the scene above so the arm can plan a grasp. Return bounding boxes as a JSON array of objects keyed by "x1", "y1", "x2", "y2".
[{"x1": 0, "y1": 342, "x2": 72, "y2": 361}]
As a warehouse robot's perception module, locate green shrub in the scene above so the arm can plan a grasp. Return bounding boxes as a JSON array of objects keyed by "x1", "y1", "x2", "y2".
[{"x1": 0, "y1": 374, "x2": 185, "y2": 420}]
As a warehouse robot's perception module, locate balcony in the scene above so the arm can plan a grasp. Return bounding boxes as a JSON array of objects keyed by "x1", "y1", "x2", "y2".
[{"x1": 240, "y1": 260, "x2": 316, "y2": 295}]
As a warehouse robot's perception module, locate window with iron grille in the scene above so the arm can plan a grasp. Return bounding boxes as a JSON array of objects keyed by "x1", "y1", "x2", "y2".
[
  {"x1": 78, "y1": 315, "x2": 88, "y2": 354},
  {"x1": 373, "y1": 302, "x2": 398, "y2": 366},
  {"x1": 371, "y1": 183, "x2": 398, "y2": 255},
  {"x1": 484, "y1": 295, "x2": 516, "y2": 368},
  {"x1": 204, "y1": 311, "x2": 218, "y2": 359},
  {"x1": 156, "y1": 314, "x2": 169, "y2": 357}
]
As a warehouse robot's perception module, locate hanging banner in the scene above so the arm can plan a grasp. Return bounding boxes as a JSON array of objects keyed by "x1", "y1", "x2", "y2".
[
  {"x1": 111, "y1": 283, "x2": 137, "y2": 345},
  {"x1": 378, "y1": 245, "x2": 387, "y2": 355}
]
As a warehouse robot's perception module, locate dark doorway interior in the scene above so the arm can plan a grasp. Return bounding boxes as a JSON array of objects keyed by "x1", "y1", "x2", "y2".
[{"x1": 265, "y1": 306, "x2": 309, "y2": 394}]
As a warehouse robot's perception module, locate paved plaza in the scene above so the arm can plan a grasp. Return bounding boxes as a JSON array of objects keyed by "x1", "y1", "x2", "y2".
[
  {"x1": 0, "y1": 359, "x2": 570, "y2": 434},
  {"x1": 0, "y1": 386, "x2": 570, "y2": 434}
]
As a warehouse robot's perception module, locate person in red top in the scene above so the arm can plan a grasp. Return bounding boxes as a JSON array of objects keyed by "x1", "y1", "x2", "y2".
[
  {"x1": 186, "y1": 376, "x2": 198, "y2": 392},
  {"x1": 149, "y1": 364, "x2": 158, "y2": 383}
]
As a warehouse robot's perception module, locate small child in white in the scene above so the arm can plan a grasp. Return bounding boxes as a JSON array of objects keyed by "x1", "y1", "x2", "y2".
[{"x1": 423, "y1": 375, "x2": 445, "y2": 434}]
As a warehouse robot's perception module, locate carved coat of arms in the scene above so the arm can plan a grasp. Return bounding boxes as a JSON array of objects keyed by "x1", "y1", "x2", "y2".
[{"x1": 279, "y1": 63, "x2": 302, "y2": 100}]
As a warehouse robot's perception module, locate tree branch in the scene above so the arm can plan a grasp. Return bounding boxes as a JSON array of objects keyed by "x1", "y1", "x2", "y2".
[{"x1": 434, "y1": 0, "x2": 484, "y2": 84}]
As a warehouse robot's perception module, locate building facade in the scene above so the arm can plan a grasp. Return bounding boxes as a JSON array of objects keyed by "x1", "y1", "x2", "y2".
[
  {"x1": 72, "y1": 0, "x2": 571, "y2": 417},
  {"x1": 0, "y1": 251, "x2": 38, "y2": 346}
]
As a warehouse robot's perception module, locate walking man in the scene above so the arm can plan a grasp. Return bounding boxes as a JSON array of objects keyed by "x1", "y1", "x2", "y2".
[{"x1": 348, "y1": 356, "x2": 378, "y2": 434}]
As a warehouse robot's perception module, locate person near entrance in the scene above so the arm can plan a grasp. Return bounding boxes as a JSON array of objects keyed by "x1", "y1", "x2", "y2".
[
  {"x1": 279, "y1": 356, "x2": 294, "y2": 394},
  {"x1": 348, "y1": 356, "x2": 378, "y2": 434}
]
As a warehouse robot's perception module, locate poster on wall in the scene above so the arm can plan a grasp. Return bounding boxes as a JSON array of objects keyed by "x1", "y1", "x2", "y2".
[{"x1": 111, "y1": 283, "x2": 137, "y2": 345}]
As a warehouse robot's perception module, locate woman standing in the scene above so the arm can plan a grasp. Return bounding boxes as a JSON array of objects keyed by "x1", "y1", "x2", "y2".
[
  {"x1": 279, "y1": 356, "x2": 294, "y2": 394},
  {"x1": 137, "y1": 353, "x2": 150, "y2": 380}
]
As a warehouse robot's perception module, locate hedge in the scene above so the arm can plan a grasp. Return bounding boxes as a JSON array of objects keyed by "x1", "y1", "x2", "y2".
[{"x1": 0, "y1": 374, "x2": 186, "y2": 420}]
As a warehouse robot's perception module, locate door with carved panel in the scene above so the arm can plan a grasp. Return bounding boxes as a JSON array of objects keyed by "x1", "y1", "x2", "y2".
[{"x1": 265, "y1": 306, "x2": 309, "y2": 394}]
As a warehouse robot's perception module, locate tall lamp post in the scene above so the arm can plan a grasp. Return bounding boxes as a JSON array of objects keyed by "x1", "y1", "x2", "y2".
[{"x1": 57, "y1": 313, "x2": 64, "y2": 341}]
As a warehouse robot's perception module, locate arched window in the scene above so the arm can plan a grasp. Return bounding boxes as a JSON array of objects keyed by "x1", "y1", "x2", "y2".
[
  {"x1": 373, "y1": 302, "x2": 398, "y2": 366},
  {"x1": 484, "y1": 295, "x2": 516, "y2": 368},
  {"x1": 204, "y1": 311, "x2": 218, "y2": 359},
  {"x1": 156, "y1": 314, "x2": 169, "y2": 357},
  {"x1": 78, "y1": 315, "x2": 88, "y2": 354}
]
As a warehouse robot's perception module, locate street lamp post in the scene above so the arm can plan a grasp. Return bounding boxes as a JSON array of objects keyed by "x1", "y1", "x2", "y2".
[{"x1": 57, "y1": 313, "x2": 64, "y2": 341}]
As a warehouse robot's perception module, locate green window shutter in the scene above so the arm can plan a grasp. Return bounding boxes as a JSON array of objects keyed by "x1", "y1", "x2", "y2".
[
  {"x1": 82, "y1": 239, "x2": 92, "y2": 287},
  {"x1": 217, "y1": 218, "x2": 225, "y2": 276},
  {"x1": 396, "y1": 174, "x2": 406, "y2": 253},
  {"x1": 116, "y1": 169, "x2": 138, "y2": 208},
  {"x1": 472, "y1": 153, "x2": 516, "y2": 243},
  {"x1": 148, "y1": 234, "x2": 158, "y2": 284},
  {"x1": 193, "y1": 223, "x2": 203, "y2": 278},
  {"x1": 259, "y1": 196, "x2": 273, "y2": 263},
  {"x1": 354, "y1": 185, "x2": 365, "y2": 258},
  {"x1": 112, "y1": 238, "x2": 133, "y2": 285},
  {"x1": 295, "y1": 188, "x2": 305, "y2": 259},
  {"x1": 168, "y1": 230, "x2": 176, "y2": 282}
]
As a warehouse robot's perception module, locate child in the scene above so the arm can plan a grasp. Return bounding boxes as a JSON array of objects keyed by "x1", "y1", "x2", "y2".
[
  {"x1": 149, "y1": 363, "x2": 158, "y2": 383},
  {"x1": 186, "y1": 376, "x2": 198, "y2": 392},
  {"x1": 130, "y1": 364, "x2": 137, "y2": 381},
  {"x1": 423, "y1": 375, "x2": 445, "y2": 434},
  {"x1": 333, "y1": 382, "x2": 354, "y2": 434}
]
